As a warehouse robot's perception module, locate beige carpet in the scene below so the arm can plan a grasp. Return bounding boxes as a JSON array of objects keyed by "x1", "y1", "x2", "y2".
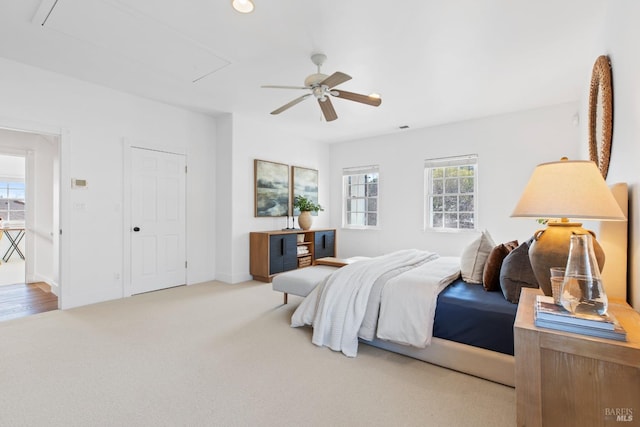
[{"x1": 0, "y1": 280, "x2": 515, "y2": 426}]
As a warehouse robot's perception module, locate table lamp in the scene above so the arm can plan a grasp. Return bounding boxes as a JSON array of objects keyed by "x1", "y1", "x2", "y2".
[{"x1": 511, "y1": 158, "x2": 626, "y2": 296}]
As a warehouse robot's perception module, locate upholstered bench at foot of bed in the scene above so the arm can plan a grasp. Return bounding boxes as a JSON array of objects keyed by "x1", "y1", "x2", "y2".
[{"x1": 272, "y1": 265, "x2": 338, "y2": 304}]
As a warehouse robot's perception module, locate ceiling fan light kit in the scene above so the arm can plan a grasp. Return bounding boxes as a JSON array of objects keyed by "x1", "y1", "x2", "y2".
[
  {"x1": 232, "y1": 0, "x2": 254, "y2": 14},
  {"x1": 262, "y1": 53, "x2": 382, "y2": 122}
]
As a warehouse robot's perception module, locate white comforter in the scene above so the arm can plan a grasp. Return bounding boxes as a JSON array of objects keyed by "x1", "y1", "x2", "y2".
[{"x1": 291, "y1": 249, "x2": 461, "y2": 357}]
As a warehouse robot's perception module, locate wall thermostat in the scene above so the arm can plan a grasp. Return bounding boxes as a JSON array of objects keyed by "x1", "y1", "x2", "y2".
[{"x1": 71, "y1": 178, "x2": 88, "y2": 189}]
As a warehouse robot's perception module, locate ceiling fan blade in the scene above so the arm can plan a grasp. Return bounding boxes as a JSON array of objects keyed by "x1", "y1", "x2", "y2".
[
  {"x1": 332, "y1": 90, "x2": 382, "y2": 107},
  {"x1": 271, "y1": 94, "x2": 311, "y2": 115},
  {"x1": 262, "y1": 85, "x2": 309, "y2": 90},
  {"x1": 320, "y1": 72, "x2": 351, "y2": 89},
  {"x1": 318, "y1": 97, "x2": 338, "y2": 122}
]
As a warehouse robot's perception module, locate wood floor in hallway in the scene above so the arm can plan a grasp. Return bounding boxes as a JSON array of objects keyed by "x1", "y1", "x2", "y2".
[{"x1": 0, "y1": 282, "x2": 58, "y2": 322}]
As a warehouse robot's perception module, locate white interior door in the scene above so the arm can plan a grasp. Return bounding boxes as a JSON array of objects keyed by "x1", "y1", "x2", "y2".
[{"x1": 130, "y1": 147, "x2": 186, "y2": 294}]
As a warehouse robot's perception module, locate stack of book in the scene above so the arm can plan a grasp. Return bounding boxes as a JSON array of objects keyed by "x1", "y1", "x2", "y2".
[{"x1": 534, "y1": 295, "x2": 627, "y2": 341}]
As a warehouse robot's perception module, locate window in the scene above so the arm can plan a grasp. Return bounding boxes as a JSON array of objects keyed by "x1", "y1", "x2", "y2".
[
  {"x1": 343, "y1": 165, "x2": 379, "y2": 228},
  {"x1": 0, "y1": 181, "x2": 26, "y2": 222},
  {"x1": 424, "y1": 155, "x2": 477, "y2": 230}
]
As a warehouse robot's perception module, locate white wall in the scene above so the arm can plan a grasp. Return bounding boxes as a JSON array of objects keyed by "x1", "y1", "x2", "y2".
[
  {"x1": 30, "y1": 136, "x2": 57, "y2": 286},
  {"x1": 215, "y1": 114, "x2": 233, "y2": 283},
  {"x1": 182, "y1": 113, "x2": 217, "y2": 286},
  {"x1": 0, "y1": 57, "x2": 217, "y2": 309},
  {"x1": 329, "y1": 103, "x2": 581, "y2": 259},
  {"x1": 601, "y1": 0, "x2": 640, "y2": 309},
  {"x1": 227, "y1": 114, "x2": 331, "y2": 283}
]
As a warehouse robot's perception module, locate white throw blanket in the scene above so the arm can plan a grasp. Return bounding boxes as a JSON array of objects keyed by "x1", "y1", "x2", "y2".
[
  {"x1": 376, "y1": 256, "x2": 461, "y2": 347},
  {"x1": 291, "y1": 249, "x2": 452, "y2": 357}
]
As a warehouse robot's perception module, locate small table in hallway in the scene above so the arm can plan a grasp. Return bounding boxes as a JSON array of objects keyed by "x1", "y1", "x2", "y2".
[{"x1": 1, "y1": 227, "x2": 25, "y2": 262}]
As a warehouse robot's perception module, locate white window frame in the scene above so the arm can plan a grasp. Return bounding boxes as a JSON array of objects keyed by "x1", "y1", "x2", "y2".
[
  {"x1": 342, "y1": 165, "x2": 379, "y2": 229},
  {"x1": 424, "y1": 155, "x2": 478, "y2": 231}
]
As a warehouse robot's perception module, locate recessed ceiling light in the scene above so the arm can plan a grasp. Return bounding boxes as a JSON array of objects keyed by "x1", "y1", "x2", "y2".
[{"x1": 232, "y1": 0, "x2": 254, "y2": 13}]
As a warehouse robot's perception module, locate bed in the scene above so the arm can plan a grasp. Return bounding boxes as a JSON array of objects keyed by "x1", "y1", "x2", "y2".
[
  {"x1": 290, "y1": 249, "x2": 518, "y2": 386},
  {"x1": 364, "y1": 277, "x2": 517, "y2": 387},
  {"x1": 286, "y1": 183, "x2": 627, "y2": 389}
]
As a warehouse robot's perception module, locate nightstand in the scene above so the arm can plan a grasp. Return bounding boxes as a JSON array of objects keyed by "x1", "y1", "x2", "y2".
[{"x1": 514, "y1": 288, "x2": 640, "y2": 426}]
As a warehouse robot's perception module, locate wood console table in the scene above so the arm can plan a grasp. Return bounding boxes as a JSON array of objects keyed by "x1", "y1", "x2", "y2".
[
  {"x1": 249, "y1": 229, "x2": 336, "y2": 282},
  {"x1": 514, "y1": 288, "x2": 640, "y2": 426}
]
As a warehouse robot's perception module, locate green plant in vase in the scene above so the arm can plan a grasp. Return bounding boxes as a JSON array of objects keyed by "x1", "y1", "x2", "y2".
[{"x1": 293, "y1": 195, "x2": 323, "y2": 230}]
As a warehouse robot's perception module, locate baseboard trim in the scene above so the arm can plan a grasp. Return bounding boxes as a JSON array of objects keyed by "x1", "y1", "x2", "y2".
[{"x1": 32, "y1": 273, "x2": 59, "y2": 296}]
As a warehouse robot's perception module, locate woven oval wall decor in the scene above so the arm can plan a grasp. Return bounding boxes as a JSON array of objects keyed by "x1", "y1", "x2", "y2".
[{"x1": 588, "y1": 55, "x2": 613, "y2": 179}]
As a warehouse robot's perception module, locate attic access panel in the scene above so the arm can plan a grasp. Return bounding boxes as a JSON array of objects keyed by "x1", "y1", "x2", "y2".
[{"x1": 32, "y1": 0, "x2": 230, "y2": 83}]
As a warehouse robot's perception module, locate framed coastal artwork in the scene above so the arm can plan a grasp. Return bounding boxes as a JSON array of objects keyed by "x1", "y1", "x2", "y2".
[
  {"x1": 292, "y1": 166, "x2": 319, "y2": 216},
  {"x1": 254, "y1": 159, "x2": 289, "y2": 217}
]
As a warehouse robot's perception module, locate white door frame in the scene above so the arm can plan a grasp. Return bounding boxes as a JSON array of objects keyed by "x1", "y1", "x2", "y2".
[
  {"x1": 122, "y1": 139, "x2": 187, "y2": 297},
  {"x1": 0, "y1": 116, "x2": 70, "y2": 309}
]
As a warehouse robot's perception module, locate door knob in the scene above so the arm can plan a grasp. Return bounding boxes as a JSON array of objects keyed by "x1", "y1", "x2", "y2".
[{"x1": 133, "y1": 227, "x2": 140, "y2": 232}]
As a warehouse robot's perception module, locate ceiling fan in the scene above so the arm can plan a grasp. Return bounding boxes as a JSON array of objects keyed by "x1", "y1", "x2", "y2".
[{"x1": 261, "y1": 53, "x2": 382, "y2": 122}]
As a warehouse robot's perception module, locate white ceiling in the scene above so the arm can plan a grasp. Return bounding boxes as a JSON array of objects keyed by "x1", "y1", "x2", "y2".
[{"x1": 0, "y1": 0, "x2": 606, "y2": 143}]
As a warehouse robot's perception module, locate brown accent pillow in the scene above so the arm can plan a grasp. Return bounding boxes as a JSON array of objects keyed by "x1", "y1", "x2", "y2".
[{"x1": 482, "y1": 240, "x2": 518, "y2": 291}]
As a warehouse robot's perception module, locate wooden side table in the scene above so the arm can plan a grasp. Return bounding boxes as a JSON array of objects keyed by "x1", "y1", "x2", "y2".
[
  {"x1": 314, "y1": 257, "x2": 352, "y2": 268},
  {"x1": 315, "y1": 256, "x2": 370, "y2": 268},
  {"x1": 514, "y1": 288, "x2": 640, "y2": 426}
]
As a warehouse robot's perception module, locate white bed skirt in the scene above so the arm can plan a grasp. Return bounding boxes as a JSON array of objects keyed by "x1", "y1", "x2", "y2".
[{"x1": 361, "y1": 337, "x2": 515, "y2": 387}]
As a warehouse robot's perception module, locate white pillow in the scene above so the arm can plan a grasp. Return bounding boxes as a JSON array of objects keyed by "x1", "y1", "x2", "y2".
[{"x1": 460, "y1": 230, "x2": 495, "y2": 284}]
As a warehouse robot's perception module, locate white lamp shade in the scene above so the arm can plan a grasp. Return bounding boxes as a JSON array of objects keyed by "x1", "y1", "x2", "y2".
[{"x1": 511, "y1": 160, "x2": 625, "y2": 221}]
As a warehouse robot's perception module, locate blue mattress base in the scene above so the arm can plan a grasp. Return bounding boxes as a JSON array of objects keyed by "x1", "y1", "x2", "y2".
[{"x1": 433, "y1": 279, "x2": 517, "y2": 355}]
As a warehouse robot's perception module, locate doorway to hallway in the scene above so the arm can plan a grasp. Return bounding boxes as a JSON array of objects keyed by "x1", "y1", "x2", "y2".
[
  {"x1": 0, "y1": 155, "x2": 26, "y2": 287},
  {"x1": 0, "y1": 151, "x2": 58, "y2": 321},
  {"x1": 0, "y1": 125, "x2": 61, "y2": 316}
]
